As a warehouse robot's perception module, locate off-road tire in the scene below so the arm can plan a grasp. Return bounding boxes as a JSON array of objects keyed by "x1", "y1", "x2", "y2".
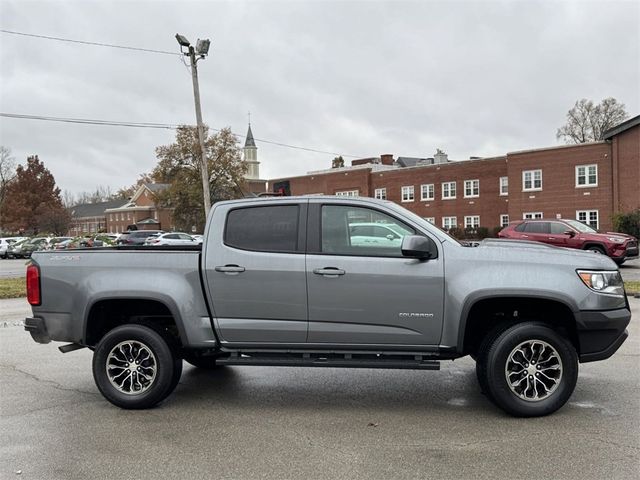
[
  {"x1": 476, "y1": 322, "x2": 578, "y2": 417},
  {"x1": 92, "y1": 324, "x2": 179, "y2": 409}
]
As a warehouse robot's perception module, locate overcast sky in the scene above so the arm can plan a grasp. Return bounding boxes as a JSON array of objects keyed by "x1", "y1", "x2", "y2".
[{"x1": 1, "y1": 0, "x2": 638, "y2": 196}]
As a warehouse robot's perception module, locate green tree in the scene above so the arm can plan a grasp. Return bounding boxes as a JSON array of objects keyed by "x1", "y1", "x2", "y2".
[
  {"x1": 0, "y1": 155, "x2": 70, "y2": 235},
  {"x1": 557, "y1": 98, "x2": 628, "y2": 143},
  {"x1": 153, "y1": 126, "x2": 247, "y2": 232}
]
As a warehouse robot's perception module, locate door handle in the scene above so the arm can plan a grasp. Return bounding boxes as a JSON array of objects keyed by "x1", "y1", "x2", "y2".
[
  {"x1": 215, "y1": 265, "x2": 246, "y2": 274},
  {"x1": 313, "y1": 267, "x2": 346, "y2": 276},
  {"x1": 521, "y1": 235, "x2": 529, "y2": 238}
]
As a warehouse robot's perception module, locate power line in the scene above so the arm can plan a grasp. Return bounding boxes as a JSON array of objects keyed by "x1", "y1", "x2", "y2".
[
  {"x1": 0, "y1": 29, "x2": 181, "y2": 56},
  {"x1": 0, "y1": 112, "x2": 362, "y2": 158}
]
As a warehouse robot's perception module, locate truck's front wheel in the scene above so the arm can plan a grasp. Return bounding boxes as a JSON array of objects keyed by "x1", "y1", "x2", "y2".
[
  {"x1": 476, "y1": 322, "x2": 578, "y2": 417},
  {"x1": 92, "y1": 324, "x2": 180, "y2": 409}
]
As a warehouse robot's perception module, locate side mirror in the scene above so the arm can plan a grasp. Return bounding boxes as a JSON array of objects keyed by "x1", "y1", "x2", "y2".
[
  {"x1": 564, "y1": 230, "x2": 575, "y2": 237},
  {"x1": 401, "y1": 235, "x2": 436, "y2": 260},
  {"x1": 386, "y1": 234, "x2": 395, "y2": 241}
]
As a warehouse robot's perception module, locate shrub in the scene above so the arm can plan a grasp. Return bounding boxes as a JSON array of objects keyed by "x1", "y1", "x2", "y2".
[{"x1": 612, "y1": 209, "x2": 640, "y2": 238}]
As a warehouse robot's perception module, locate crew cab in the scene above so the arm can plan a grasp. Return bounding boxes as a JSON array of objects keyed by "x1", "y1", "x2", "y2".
[
  {"x1": 498, "y1": 218, "x2": 638, "y2": 265},
  {"x1": 24, "y1": 197, "x2": 631, "y2": 417}
]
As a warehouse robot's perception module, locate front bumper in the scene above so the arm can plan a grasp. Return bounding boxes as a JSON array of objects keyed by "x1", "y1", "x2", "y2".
[{"x1": 576, "y1": 307, "x2": 631, "y2": 362}]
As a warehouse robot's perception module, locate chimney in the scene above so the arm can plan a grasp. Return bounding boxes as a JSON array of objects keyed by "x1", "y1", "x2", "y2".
[
  {"x1": 380, "y1": 154, "x2": 394, "y2": 165},
  {"x1": 433, "y1": 149, "x2": 448, "y2": 164}
]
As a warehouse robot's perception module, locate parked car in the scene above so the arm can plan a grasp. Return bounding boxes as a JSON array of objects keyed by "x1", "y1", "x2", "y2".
[
  {"x1": 52, "y1": 239, "x2": 79, "y2": 250},
  {"x1": 26, "y1": 196, "x2": 631, "y2": 416},
  {"x1": 348, "y1": 222, "x2": 413, "y2": 250},
  {"x1": 116, "y1": 230, "x2": 164, "y2": 245},
  {"x1": 144, "y1": 232, "x2": 199, "y2": 246},
  {"x1": 19, "y1": 237, "x2": 51, "y2": 258},
  {"x1": 498, "y1": 219, "x2": 638, "y2": 265},
  {"x1": 6, "y1": 238, "x2": 31, "y2": 258},
  {"x1": 0, "y1": 237, "x2": 27, "y2": 259}
]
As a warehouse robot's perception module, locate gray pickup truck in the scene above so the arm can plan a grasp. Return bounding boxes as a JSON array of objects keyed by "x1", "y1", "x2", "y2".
[{"x1": 25, "y1": 196, "x2": 631, "y2": 416}]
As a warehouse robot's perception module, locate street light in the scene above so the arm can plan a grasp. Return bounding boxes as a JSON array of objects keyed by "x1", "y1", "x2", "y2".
[
  {"x1": 196, "y1": 39, "x2": 210, "y2": 56},
  {"x1": 175, "y1": 33, "x2": 213, "y2": 216},
  {"x1": 175, "y1": 34, "x2": 190, "y2": 47}
]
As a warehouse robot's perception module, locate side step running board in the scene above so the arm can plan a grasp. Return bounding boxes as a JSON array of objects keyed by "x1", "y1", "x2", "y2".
[{"x1": 216, "y1": 352, "x2": 440, "y2": 370}]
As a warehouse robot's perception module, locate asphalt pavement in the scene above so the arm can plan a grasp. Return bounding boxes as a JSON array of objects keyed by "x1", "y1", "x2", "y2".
[
  {"x1": 0, "y1": 259, "x2": 28, "y2": 279},
  {"x1": 0, "y1": 298, "x2": 638, "y2": 480}
]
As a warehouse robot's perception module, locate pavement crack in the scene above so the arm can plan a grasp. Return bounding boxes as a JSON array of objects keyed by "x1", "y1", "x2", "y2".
[{"x1": 0, "y1": 363, "x2": 98, "y2": 396}]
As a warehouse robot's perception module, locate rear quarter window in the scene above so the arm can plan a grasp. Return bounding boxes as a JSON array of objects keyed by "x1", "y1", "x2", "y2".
[{"x1": 225, "y1": 205, "x2": 299, "y2": 253}]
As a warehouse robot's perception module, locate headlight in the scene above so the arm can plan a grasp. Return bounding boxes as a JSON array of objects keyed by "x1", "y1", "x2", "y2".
[
  {"x1": 607, "y1": 237, "x2": 626, "y2": 243},
  {"x1": 577, "y1": 270, "x2": 625, "y2": 296}
]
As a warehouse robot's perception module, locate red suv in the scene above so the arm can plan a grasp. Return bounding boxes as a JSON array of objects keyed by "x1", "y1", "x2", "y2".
[{"x1": 498, "y1": 219, "x2": 638, "y2": 265}]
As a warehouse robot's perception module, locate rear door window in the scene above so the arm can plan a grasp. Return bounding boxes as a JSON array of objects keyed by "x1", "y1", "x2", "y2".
[
  {"x1": 524, "y1": 222, "x2": 549, "y2": 234},
  {"x1": 225, "y1": 205, "x2": 299, "y2": 253}
]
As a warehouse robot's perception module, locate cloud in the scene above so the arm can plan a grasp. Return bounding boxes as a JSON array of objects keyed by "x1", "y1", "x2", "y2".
[{"x1": 0, "y1": 0, "x2": 638, "y2": 194}]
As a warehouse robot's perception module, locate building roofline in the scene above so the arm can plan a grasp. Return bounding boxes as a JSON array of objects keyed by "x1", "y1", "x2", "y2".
[
  {"x1": 507, "y1": 141, "x2": 607, "y2": 156},
  {"x1": 603, "y1": 114, "x2": 640, "y2": 140}
]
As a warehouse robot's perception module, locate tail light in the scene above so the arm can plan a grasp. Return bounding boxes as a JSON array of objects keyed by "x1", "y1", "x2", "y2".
[{"x1": 26, "y1": 263, "x2": 41, "y2": 306}]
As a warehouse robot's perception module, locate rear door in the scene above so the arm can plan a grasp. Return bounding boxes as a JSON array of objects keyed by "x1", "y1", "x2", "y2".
[
  {"x1": 522, "y1": 222, "x2": 550, "y2": 243},
  {"x1": 305, "y1": 200, "x2": 444, "y2": 346},
  {"x1": 202, "y1": 200, "x2": 308, "y2": 344}
]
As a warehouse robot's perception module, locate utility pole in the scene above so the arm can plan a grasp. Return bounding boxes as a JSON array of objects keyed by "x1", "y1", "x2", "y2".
[{"x1": 176, "y1": 34, "x2": 212, "y2": 217}]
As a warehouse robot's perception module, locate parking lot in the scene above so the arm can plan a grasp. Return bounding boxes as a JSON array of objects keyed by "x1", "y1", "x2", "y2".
[{"x1": 1, "y1": 296, "x2": 638, "y2": 479}]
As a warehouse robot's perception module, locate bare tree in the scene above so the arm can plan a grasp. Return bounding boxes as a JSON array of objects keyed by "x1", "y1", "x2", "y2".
[
  {"x1": 557, "y1": 98, "x2": 628, "y2": 143},
  {"x1": 0, "y1": 146, "x2": 16, "y2": 211}
]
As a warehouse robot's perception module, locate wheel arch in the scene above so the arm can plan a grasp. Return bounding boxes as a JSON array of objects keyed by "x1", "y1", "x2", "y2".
[
  {"x1": 84, "y1": 296, "x2": 186, "y2": 348},
  {"x1": 458, "y1": 293, "x2": 580, "y2": 357},
  {"x1": 582, "y1": 242, "x2": 608, "y2": 253}
]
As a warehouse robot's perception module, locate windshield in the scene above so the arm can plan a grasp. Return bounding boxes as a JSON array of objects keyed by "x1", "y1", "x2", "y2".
[{"x1": 564, "y1": 219, "x2": 597, "y2": 233}]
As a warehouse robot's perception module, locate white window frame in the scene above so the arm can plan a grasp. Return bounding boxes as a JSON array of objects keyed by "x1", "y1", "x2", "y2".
[
  {"x1": 442, "y1": 181, "x2": 456, "y2": 199},
  {"x1": 401, "y1": 186, "x2": 415, "y2": 202},
  {"x1": 464, "y1": 215, "x2": 480, "y2": 229},
  {"x1": 522, "y1": 169, "x2": 542, "y2": 192},
  {"x1": 500, "y1": 214, "x2": 509, "y2": 227},
  {"x1": 575, "y1": 164, "x2": 598, "y2": 188},
  {"x1": 499, "y1": 176, "x2": 508, "y2": 196},
  {"x1": 424, "y1": 217, "x2": 435, "y2": 225},
  {"x1": 335, "y1": 190, "x2": 359, "y2": 197},
  {"x1": 576, "y1": 210, "x2": 599, "y2": 230},
  {"x1": 374, "y1": 188, "x2": 387, "y2": 200},
  {"x1": 442, "y1": 216, "x2": 457, "y2": 230},
  {"x1": 464, "y1": 179, "x2": 479, "y2": 198},
  {"x1": 420, "y1": 184, "x2": 434, "y2": 201},
  {"x1": 523, "y1": 212, "x2": 543, "y2": 219}
]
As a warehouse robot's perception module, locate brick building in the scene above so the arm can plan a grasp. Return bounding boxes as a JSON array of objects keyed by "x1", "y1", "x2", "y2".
[
  {"x1": 68, "y1": 199, "x2": 126, "y2": 236},
  {"x1": 105, "y1": 183, "x2": 174, "y2": 233},
  {"x1": 266, "y1": 115, "x2": 640, "y2": 232}
]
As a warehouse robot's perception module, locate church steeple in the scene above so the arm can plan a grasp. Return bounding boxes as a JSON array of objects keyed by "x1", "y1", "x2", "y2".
[
  {"x1": 243, "y1": 117, "x2": 259, "y2": 180},
  {"x1": 244, "y1": 124, "x2": 256, "y2": 148}
]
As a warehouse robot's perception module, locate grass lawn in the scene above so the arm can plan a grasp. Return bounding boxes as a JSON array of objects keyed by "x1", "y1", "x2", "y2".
[
  {"x1": 0, "y1": 277, "x2": 26, "y2": 299},
  {"x1": 625, "y1": 280, "x2": 640, "y2": 295}
]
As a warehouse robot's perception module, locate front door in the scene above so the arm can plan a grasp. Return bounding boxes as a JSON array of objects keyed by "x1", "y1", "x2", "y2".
[
  {"x1": 306, "y1": 203, "x2": 444, "y2": 346},
  {"x1": 203, "y1": 201, "x2": 308, "y2": 344}
]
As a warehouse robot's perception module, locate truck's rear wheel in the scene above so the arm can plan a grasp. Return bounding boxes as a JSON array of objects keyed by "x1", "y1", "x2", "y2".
[
  {"x1": 92, "y1": 324, "x2": 180, "y2": 409},
  {"x1": 476, "y1": 322, "x2": 578, "y2": 417}
]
